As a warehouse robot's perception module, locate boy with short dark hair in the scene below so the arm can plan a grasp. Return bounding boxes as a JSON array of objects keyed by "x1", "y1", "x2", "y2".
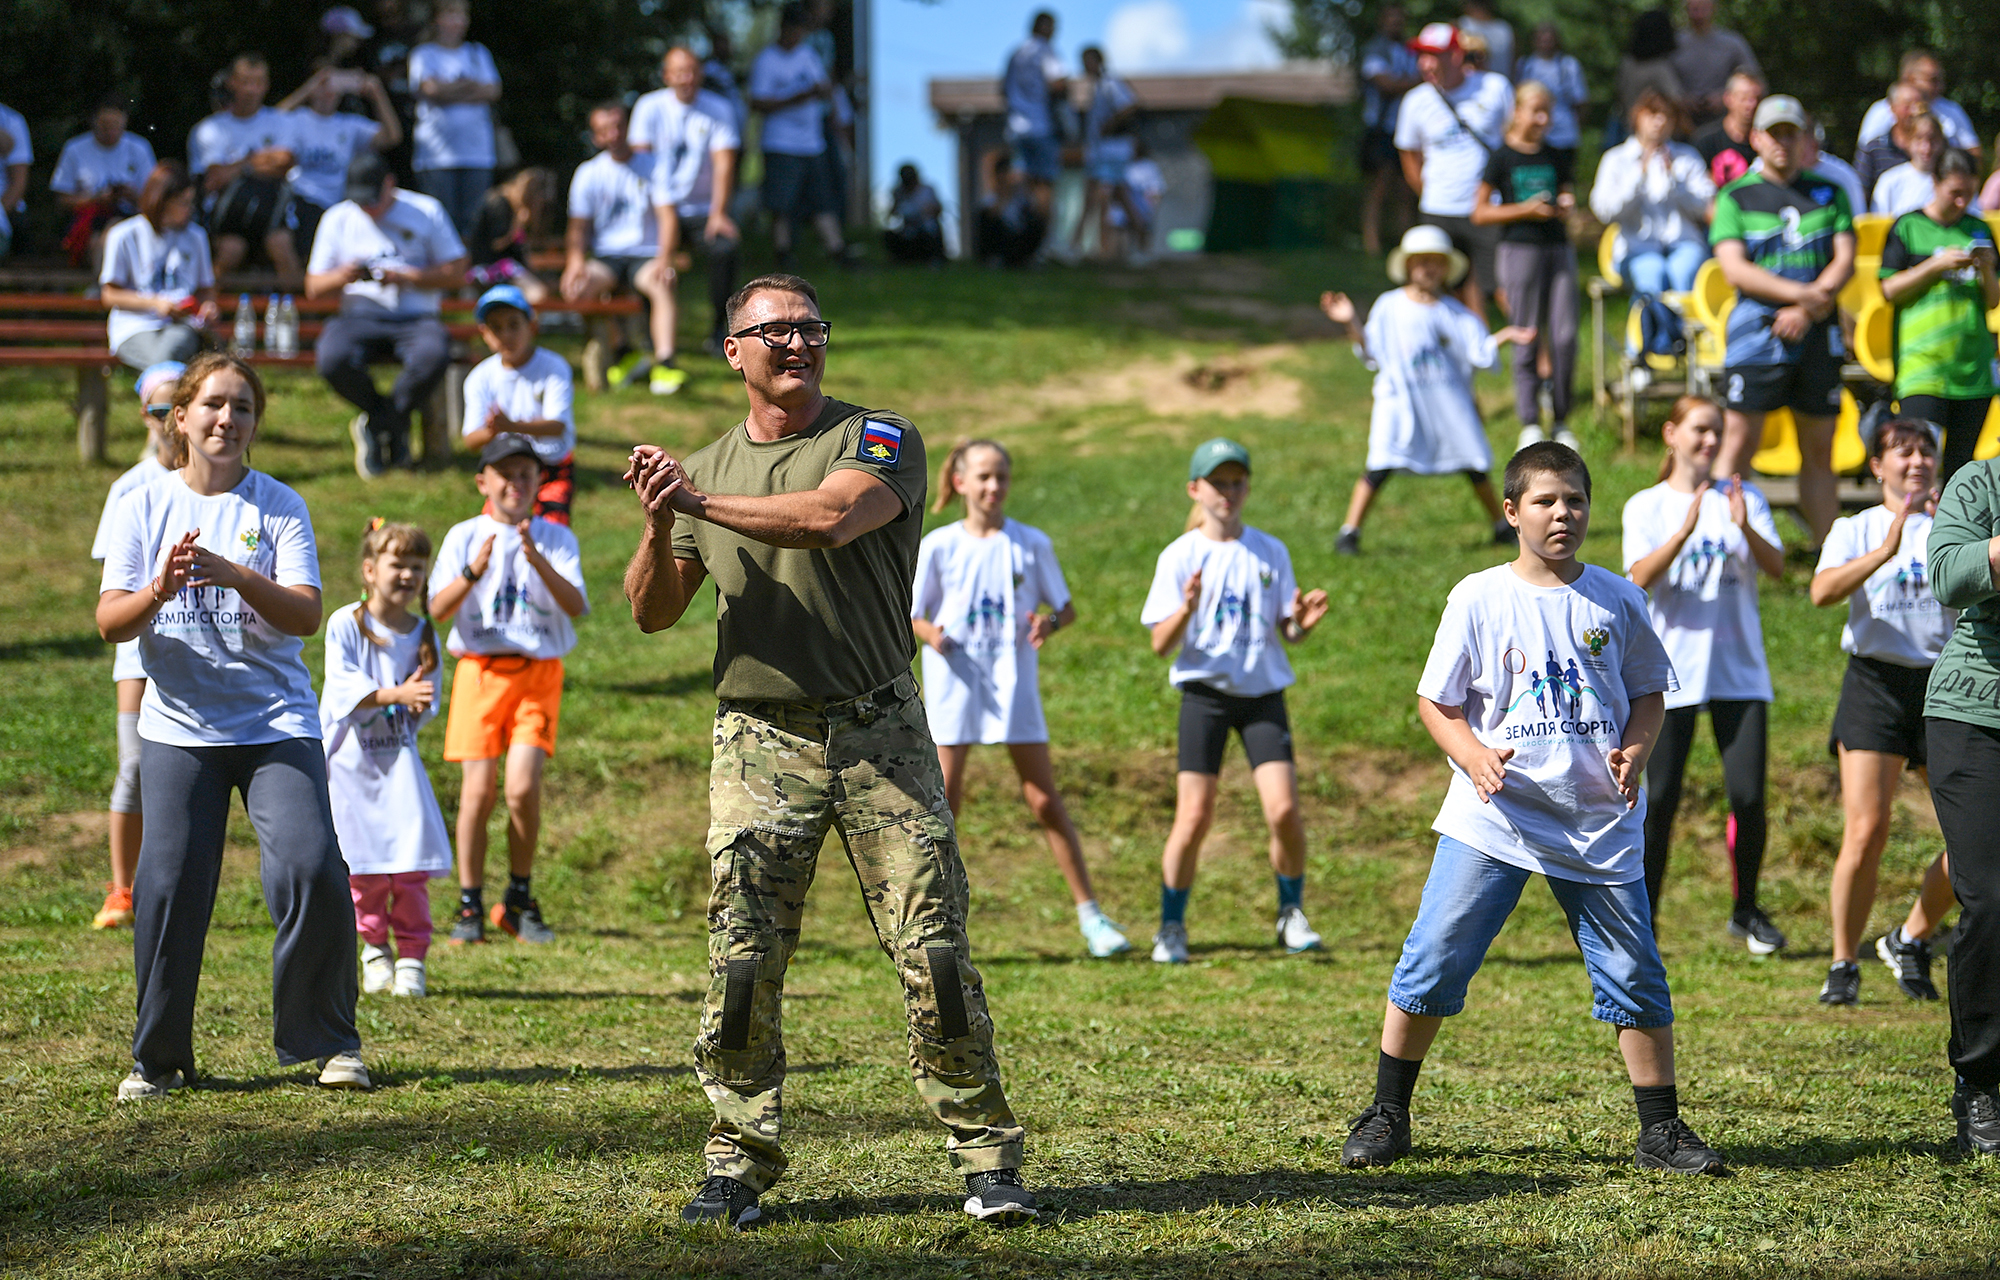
[
  {"x1": 462, "y1": 284, "x2": 578, "y2": 524},
  {"x1": 429, "y1": 434, "x2": 590, "y2": 945},
  {"x1": 1341, "y1": 441, "x2": 1728, "y2": 1176}
]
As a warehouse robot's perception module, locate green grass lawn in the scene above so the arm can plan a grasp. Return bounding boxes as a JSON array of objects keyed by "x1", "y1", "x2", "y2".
[{"x1": 2, "y1": 248, "x2": 1995, "y2": 1278}]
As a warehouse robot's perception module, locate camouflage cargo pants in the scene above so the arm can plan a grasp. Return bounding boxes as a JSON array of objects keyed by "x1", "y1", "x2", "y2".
[{"x1": 696, "y1": 671, "x2": 1025, "y2": 1192}]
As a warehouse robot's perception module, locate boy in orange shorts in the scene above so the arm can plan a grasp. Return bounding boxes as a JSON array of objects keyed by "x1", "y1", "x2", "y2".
[{"x1": 429, "y1": 434, "x2": 591, "y2": 944}]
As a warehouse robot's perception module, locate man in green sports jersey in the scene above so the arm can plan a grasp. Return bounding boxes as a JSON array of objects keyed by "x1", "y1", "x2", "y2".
[
  {"x1": 1880, "y1": 147, "x2": 1999, "y2": 483},
  {"x1": 1710, "y1": 94, "x2": 1856, "y2": 546}
]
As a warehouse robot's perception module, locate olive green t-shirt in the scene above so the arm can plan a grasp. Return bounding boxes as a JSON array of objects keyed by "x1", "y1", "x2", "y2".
[{"x1": 671, "y1": 398, "x2": 927, "y2": 703}]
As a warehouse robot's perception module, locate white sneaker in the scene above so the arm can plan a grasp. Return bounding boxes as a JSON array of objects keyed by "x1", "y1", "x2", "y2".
[
  {"x1": 1517, "y1": 425, "x2": 1546, "y2": 450},
  {"x1": 1080, "y1": 912, "x2": 1132, "y2": 958},
  {"x1": 1152, "y1": 921, "x2": 1190, "y2": 964},
  {"x1": 117, "y1": 1067, "x2": 182, "y2": 1101},
  {"x1": 361, "y1": 943, "x2": 394, "y2": 994},
  {"x1": 317, "y1": 1051, "x2": 371, "y2": 1090},
  {"x1": 1554, "y1": 427, "x2": 1582, "y2": 450},
  {"x1": 393, "y1": 957, "x2": 427, "y2": 998},
  {"x1": 1276, "y1": 906, "x2": 1323, "y2": 953}
]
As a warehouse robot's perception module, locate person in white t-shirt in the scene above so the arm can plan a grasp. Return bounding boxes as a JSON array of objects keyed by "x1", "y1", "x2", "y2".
[
  {"x1": 306, "y1": 153, "x2": 469, "y2": 478},
  {"x1": 51, "y1": 98, "x2": 157, "y2": 272},
  {"x1": 749, "y1": 5, "x2": 848, "y2": 267},
  {"x1": 428, "y1": 434, "x2": 590, "y2": 947},
  {"x1": 562, "y1": 101, "x2": 673, "y2": 392},
  {"x1": 1395, "y1": 23, "x2": 1514, "y2": 315},
  {"x1": 1622, "y1": 396, "x2": 1786, "y2": 955},
  {"x1": 1139, "y1": 439, "x2": 1332, "y2": 964},
  {"x1": 1003, "y1": 10, "x2": 1068, "y2": 220},
  {"x1": 95, "y1": 352, "x2": 368, "y2": 1100},
  {"x1": 912, "y1": 439, "x2": 1130, "y2": 960},
  {"x1": 1340, "y1": 440, "x2": 1728, "y2": 1177},
  {"x1": 1858, "y1": 51, "x2": 1982, "y2": 163},
  {"x1": 460, "y1": 285, "x2": 577, "y2": 525},
  {"x1": 407, "y1": 0, "x2": 502, "y2": 240},
  {"x1": 1871, "y1": 112, "x2": 1948, "y2": 217},
  {"x1": 1321, "y1": 224, "x2": 1536, "y2": 556},
  {"x1": 274, "y1": 66, "x2": 401, "y2": 259},
  {"x1": 632, "y1": 47, "x2": 744, "y2": 395},
  {"x1": 1074, "y1": 46, "x2": 1138, "y2": 260},
  {"x1": 87, "y1": 361, "x2": 184, "y2": 933},
  {"x1": 322, "y1": 519, "x2": 452, "y2": 1000},
  {"x1": 0, "y1": 100, "x2": 32, "y2": 256},
  {"x1": 1809, "y1": 419, "x2": 1958, "y2": 1006},
  {"x1": 99, "y1": 163, "x2": 219, "y2": 370},
  {"x1": 187, "y1": 54, "x2": 300, "y2": 282}
]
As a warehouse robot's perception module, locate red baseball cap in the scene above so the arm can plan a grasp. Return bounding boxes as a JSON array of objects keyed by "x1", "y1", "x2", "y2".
[{"x1": 1408, "y1": 22, "x2": 1462, "y2": 54}]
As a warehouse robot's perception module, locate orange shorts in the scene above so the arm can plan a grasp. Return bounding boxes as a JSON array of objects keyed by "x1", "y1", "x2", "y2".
[{"x1": 443, "y1": 653, "x2": 564, "y2": 761}]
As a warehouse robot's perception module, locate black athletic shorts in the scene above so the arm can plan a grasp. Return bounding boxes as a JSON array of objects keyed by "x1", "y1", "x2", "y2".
[
  {"x1": 596, "y1": 253, "x2": 653, "y2": 291},
  {"x1": 1177, "y1": 683, "x2": 1293, "y2": 775},
  {"x1": 1425, "y1": 213, "x2": 1496, "y2": 294},
  {"x1": 207, "y1": 174, "x2": 288, "y2": 242},
  {"x1": 1723, "y1": 323, "x2": 1844, "y2": 417},
  {"x1": 1359, "y1": 126, "x2": 1399, "y2": 175},
  {"x1": 1829, "y1": 653, "x2": 1931, "y2": 765}
]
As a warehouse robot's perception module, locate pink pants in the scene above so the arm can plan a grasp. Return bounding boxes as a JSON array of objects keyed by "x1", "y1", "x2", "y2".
[{"x1": 350, "y1": 871, "x2": 434, "y2": 959}]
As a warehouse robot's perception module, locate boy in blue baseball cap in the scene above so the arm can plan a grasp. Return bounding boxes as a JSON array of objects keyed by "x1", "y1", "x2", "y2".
[{"x1": 463, "y1": 283, "x2": 579, "y2": 524}]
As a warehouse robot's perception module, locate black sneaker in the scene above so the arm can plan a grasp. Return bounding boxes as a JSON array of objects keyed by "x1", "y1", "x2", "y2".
[
  {"x1": 682, "y1": 1175, "x2": 763, "y2": 1229},
  {"x1": 1956, "y1": 1082, "x2": 2000, "y2": 1157},
  {"x1": 491, "y1": 898, "x2": 555, "y2": 944},
  {"x1": 1634, "y1": 1116, "x2": 1726, "y2": 1175},
  {"x1": 1341, "y1": 1102, "x2": 1411, "y2": 1168},
  {"x1": 963, "y1": 1168, "x2": 1038, "y2": 1224},
  {"x1": 448, "y1": 904, "x2": 485, "y2": 945},
  {"x1": 1876, "y1": 930, "x2": 1940, "y2": 1001},
  {"x1": 1818, "y1": 960, "x2": 1861, "y2": 1005},
  {"x1": 1335, "y1": 528, "x2": 1361, "y2": 557},
  {"x1": 1727, "y1": 906, "x2": 1787, "y2": 956}
]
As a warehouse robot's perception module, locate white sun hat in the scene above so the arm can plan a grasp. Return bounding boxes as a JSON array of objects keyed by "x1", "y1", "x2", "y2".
[{"x1": 1387, "y1": 224, "x2": 1469, "y2": 285}]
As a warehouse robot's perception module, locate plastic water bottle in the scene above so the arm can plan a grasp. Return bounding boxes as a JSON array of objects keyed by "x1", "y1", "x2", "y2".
[
  {"x1": 231, "y1": 293, "x2": 256, "y2": 358},
  {"x1": 263, "y1": 294, "x2": 282, "y2": 354},
  {"x1": 274, "y1": 295, "x2": 299, "y2": 357}
]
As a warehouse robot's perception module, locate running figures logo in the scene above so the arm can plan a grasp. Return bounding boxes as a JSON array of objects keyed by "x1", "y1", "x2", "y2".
[
  {"x1": 1498, "y1": 647, "x2": 1615, "y2": 742},
  {"x1": 1868, "y1": 554, "x2": 1938, "y2": 615},
  {"x1": 1671, "y1": 535, "x2": 1742, "y2": 592}
]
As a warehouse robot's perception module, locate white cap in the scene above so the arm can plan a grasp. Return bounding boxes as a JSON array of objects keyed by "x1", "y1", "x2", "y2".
[{"x1": 1752, "y1": 95, "x2": 1808, "y2": 132}]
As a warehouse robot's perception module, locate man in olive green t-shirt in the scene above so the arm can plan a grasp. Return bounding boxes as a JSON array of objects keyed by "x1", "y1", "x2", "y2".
[{"x1": 622, "y1": 273, "x2": 1034, "y2": 1229}]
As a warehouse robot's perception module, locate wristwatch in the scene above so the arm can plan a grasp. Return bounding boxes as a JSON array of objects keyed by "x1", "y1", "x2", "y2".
[{"x1": 462, "y1": 564, "x2": 481, "y2": 583}]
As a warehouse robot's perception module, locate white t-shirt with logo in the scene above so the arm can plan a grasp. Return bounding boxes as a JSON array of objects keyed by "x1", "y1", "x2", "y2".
[
  {"x1": 1622, "y1": 481, "x2": 1780, "y2": 708},
  {"x1": 187, "y1": 107, "x2": 293, "y2": 176},
  {"x1": 461, "y1": 348, "x2": 575, "y2": 465},
  {"x1": 285, "y1": 109, "x2": 382, "y2": 208},
  {"x1": 1139, "y1": 526, "x2": 1298, "y2": 698},
  {"x1": 1360, "y1": 287, "x2": 1500, "y2": 475},
  {"x1": 99, "y1": 470, "x2": 323, "y2": 747},
  {"x1": 93, "y1": 454, "x2": 172, "y2": 683},
  {"x1": 1420, "y1": 564, "x2": 1676, "y2": 884},
  {"x1": 1816, "y1": 505, "x2": 1953, "y2": 667},
  {"x1": 319, "y1": 605, "x2": 452, "y2": 877},
  {"x1": 51, "y1": 132, "x2": 157, "y2": 197},
  {"x1": 100, "y1": 216, "x2": 216, "y2": 352},
  {"x1": 407, "y1": 41, "x2": 499, "y2": 170},
  {"x1": 912, "y1": 519, "x2": 1071, "y2": 746},
  {"x1": 749, "y1": 43, "x2": 830, "y2": 156},
  {"x1": 306, "y1": 190, "x2": 466, "y2": 316},
  {"x1": 567, "y1": 148, "x2": 657, "y2": 257},
  {"x1": 429, "y1": 514, "x2": 589, "y2": 660},
  {"x1": 1393, "y1": 73, "x2": 1514, "y2": 217},
  {"x1": 631, "y1": 89, "x2": 741, "y2": 216}
]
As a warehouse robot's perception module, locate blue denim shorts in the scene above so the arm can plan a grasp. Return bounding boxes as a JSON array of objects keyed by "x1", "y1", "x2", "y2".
[
  {"x1": 1012, "y1": 133, "x2": 1062, "y2": 182},
  {"x1": 1387, "y1": 836, "x2": 1674, "y2": 1029}
]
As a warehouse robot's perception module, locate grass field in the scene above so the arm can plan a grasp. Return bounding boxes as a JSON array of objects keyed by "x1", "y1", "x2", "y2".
[{"x1": 2, "y1": 247, "x2": 1996, "y2": 1278}]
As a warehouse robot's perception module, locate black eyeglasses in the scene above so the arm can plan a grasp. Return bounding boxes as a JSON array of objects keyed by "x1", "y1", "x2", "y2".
[{"x1": 729, "y1": 320, "x2": 832, "y2": 348}]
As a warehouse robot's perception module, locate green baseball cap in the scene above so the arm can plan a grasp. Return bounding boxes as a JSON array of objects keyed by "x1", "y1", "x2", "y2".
[{"x1": 1188, "y1": 437, "x2": 1252, "y2": 480}]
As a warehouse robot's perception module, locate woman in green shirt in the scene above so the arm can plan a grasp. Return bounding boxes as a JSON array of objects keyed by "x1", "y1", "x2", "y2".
[{"x1": 1881, "y1": 148, "x2": 2000, "y2": 483}]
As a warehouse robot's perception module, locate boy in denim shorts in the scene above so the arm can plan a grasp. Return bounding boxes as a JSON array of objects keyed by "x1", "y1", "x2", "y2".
[{"x1": 1340, "y1": 441, "x2": 1728, "y2": 1176}]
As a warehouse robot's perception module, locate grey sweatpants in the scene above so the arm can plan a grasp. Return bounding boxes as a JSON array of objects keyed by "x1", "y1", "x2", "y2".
[
  {"x1": 1496, "y1": 240, "x2": 1579, "y2": 429},
  {"x1": 131, "y1": 737, "x2": 359, "y2": 1078}
]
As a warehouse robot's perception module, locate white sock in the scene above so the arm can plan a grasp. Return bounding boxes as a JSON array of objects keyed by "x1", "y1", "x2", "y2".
[{"x1": 1076, "y1": 900, "x2": 1103, "y2": 926}]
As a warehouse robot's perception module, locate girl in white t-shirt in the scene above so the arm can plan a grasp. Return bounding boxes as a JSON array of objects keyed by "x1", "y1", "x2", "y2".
[
  {"x1": 87, "y1": 361, "x2": 182, "y2": 932},
  {"x1": 96, "y1": 353, "x2": 367, "y2": 1099},
  {"x1": 913, "y1": 440, "x2": 1129, "y2": 959},
  {"x1": 322, "y1": 520, "x2": 453, "y2": 1000},
  {"x1": 1622, "y1": 396, "x2": 1786, "y2": 955},
  {"x1": 1139, "y1": 438, "x2": 1331, "y2": 964},
  {"x1": 1809, "y1": 418, "x2": 1957, "y2": 1004}
]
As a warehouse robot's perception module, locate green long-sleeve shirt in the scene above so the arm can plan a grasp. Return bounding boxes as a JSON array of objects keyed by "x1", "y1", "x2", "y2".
[{"x1": 1927, "y1": 459, "x2": 2000, "y2": 726}]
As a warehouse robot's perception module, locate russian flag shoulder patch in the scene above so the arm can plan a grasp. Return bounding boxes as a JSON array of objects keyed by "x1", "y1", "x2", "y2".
[{"x1": 857, "y1": 419, "x2": 905, "y2": 466}]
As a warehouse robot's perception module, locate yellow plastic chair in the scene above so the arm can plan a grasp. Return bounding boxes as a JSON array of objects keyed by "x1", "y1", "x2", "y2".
[
  {"x1": 1976, "y1": 397, "x2": 2000, "y2": 462},
  {"x1": 1840, "y1": 255, "x2": 1883, "y2": 315},
  {"x1": 1832, "y1": 389, "x2": 1867, "y2": 474},
  {"x1": 1598, "y1": 227, "x2": 1624, "y2": 291},
  {"x1": 1752, "y1": 406, "x2": 1802, "y2": 476},
  {"x1": 1855, "y1": 300, "x2": 1897, "y2": 384},
  {"x1": 1690, "y1": 258, "x2": 1732, "y2": 331},
  {"x1": 1852, "y1": 213, "x2": 1894, "y2": 259},
  {"x1": 1625, "y1": 304, "x2": 1681, "y2": 373}
]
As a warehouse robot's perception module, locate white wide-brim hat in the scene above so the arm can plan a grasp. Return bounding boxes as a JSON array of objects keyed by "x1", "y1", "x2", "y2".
[{"x1": 1387, "y1": 224, "x2": 1469, "y2": 285}]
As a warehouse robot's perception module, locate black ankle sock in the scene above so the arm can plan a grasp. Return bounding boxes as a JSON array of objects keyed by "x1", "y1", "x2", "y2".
[
  {"x1": 459, "y1": 885, "x2": 483, "y2": 912},
  {"x1": 1634, "y1": 1083, "x2": 1679, "y2": 1130},
  {"x1": 506, "y1": 875, "x2": 533, "y2": 906},
  {"x1": 1374, "y1": 1050, "x2": 1423, "y2": 1110}
]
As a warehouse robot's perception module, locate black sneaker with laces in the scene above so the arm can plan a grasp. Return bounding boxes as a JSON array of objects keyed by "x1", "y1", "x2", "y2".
[
  {"x1": 1341, "y1": 1102, "x2": 1411, "y2": 1168},
  {"x1": 1727, "y1": 906, "x2": 1787, "y2": 956},
  {"x1": 682, "y1": 1174, "x2": 763, "y2": 1229},
  {"x1": 1335, "y1": 528, "x2": 1361, "y2": 557},
  {"x1": 1956, "y1": 1081, "x2": 2000, "y2": 1157},
  {"x1": 448, "y1": 904, "x2": 485, "y2": 945},
  {"x1": 1876, "y1": 930, "x2": 1940, "y2": 1000},
  {"x1": 492, "y1": 898, "x2": 555, "y2": 944},
  {"x1": 1635, "y1": 1116, "x2": 1726, "y2": 1174},
  {"x1": 963, "y1": 1168, "x2": 1038, "y2": 1224},
  {"x1": 1818, "y1": 960, "x2": 1860, "y2": 1005}
]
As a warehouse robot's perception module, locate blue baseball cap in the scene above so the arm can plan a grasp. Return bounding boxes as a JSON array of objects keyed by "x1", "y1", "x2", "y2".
[
  {"x1": 135, "y1": 360, "x2": 184, "y2": 403},
  {"x1": 475, "y1": 283, "x2": 535, "y2": 325}
]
